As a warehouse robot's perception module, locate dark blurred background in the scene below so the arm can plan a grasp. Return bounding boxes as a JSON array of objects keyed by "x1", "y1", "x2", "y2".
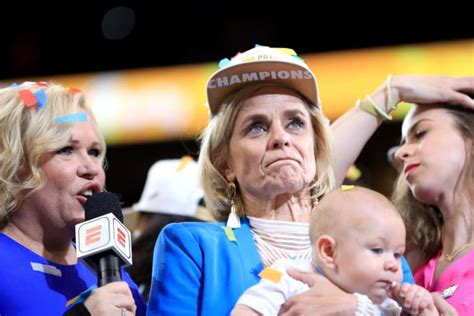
[
  {"x1": 2, "y1": 4, "x2": 472, "y2": 206},
  {"x1": 2, "y1": 6, "x2": 472, "y2": 79}
]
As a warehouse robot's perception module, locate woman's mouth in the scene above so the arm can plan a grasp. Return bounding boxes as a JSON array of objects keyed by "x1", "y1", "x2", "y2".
[{"x1": 404, "y1": 163, "x2": 420, "y2": 176}]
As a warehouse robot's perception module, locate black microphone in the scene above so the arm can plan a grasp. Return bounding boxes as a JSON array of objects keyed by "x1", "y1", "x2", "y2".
[{"x1": 75, "y1": 192, "x2": 132, "y2": 286}]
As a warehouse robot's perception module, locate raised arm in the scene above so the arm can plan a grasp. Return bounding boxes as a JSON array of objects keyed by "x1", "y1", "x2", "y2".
[{"x1": 331, "y1": 75, "x2": 474, "y2": 185}]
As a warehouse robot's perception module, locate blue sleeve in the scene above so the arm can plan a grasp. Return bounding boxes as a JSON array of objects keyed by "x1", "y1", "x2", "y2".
[
  {"x1": 401, "y1": 256, "x2": 414, "y2": 284},
  {"x1": 121, "y1": 269, "x2": 147, "y2": 316},
  {"x1": 147, "y1": 223, "x2": 203, "y2": 316}
]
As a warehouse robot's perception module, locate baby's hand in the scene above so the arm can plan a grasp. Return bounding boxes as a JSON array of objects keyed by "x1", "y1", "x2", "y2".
[
  {"x1": 391, "y1": 283, "x2": 439, "y2": 315},
  {"x1": 231, "y1": 304, "x2": 262, "y2": 316}
]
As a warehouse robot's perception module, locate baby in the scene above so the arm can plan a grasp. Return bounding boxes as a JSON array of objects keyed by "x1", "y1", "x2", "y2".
[{"x1": 232, "y1": 186, "x2": 438, "y2": 315}]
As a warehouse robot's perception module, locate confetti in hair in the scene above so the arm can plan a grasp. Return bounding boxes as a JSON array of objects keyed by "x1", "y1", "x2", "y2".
[
  {"x1": 18, "y1": 90, "x2": 38, "y2": 107},
  {"x1": 68, "y1": 88, "x2": 82, "y2": 95},
  {"x1": 54, "y1": 112, "x2": 88, "y2": 123},
  {"x1": 34, "y1": 90, "x2": 47, "y2": 109}
]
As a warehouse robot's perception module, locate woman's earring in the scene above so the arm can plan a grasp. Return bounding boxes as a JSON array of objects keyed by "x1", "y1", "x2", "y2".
[{"x1": 226, "y1": 182, "x2": 240, "y2": 228}]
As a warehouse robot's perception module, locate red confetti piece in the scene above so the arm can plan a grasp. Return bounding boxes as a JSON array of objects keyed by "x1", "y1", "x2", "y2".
[{"x1": 18, "y1": 90, "x2": 38, "y2": 107}]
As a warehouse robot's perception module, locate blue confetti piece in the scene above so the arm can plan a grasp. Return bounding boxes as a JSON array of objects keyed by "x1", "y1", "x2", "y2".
[
  {"x1": 292, "y1": 55, "x2": 304, "y2": 62},
  {"x1": 218, "y1": 58, "x2": 231, "y2": 68},
  {"x1": 55, "y1": 112, "x2": 88, "y2": 123},
  {"x1": 34, "y1": 89, "x2": 47, "y2": 110}
]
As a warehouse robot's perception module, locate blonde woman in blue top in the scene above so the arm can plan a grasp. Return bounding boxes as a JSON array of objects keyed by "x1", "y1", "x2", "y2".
[
  {"x1": 147, "y1": 46, "x2": 472, "y2": 315},
  {"x1": 0, "y1": 82, "x2": 146, "y2": 315}
]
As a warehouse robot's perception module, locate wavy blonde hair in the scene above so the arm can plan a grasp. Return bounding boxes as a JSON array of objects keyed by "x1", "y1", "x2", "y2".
[
  {"x1": 199, "y1": 83, "x2": 335, "y2": 221},
  {"x1": 392, "y1": 105, "x2": 474, "y2": 262},
  {"x1": 0, "y1": 82, "x2": 106, "y2": 227}
]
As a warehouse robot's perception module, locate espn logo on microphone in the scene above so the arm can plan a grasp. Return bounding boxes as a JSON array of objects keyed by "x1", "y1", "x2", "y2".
[{"x1": 75, "y1": 213, "x2": 132, "y2": 266}]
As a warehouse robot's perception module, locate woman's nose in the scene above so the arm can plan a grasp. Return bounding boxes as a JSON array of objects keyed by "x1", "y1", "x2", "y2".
[
  {"x1": 269, "y1": 126, "x2": 290, "y2": 149},
  {"x1": 394, "y1": 143, "x2": 412, "y2": 165},
  {"x1": 78, "y1": 156, "x2": 101, "y2": 179}
]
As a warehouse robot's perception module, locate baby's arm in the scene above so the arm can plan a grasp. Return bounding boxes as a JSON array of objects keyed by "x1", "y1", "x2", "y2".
[
  {"x1": 232, "y1": 260, "x2": 310, "y2": 316},
  {"x1": 231, "y1": 304, "x2": 262, "y2": 316},
  {"x1": 391, "y1": 283, "x2": 439, "y2": 316}
]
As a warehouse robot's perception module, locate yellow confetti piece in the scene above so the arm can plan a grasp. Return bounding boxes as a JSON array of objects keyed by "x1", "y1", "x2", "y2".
[
  {"x1": 222, "y1": 227, "x2": 237, "y2": 243},
  {"x1": 259, "y1": 267, "x2": 283, "y2": 283},
  {"x1": 346, "y1": 165, "x2": 362, "y2": 181},
  {"x1": 273, "y1": 48, "x2": 297, "y2": 56},
  {"x1": 177, "y1": 155, "x2": 193, "y2": 171},
  {"x1": 341, "y1": 185, "x2": 355, "y2": 191}
]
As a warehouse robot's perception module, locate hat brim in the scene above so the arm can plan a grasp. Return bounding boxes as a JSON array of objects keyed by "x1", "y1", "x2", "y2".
[{"x1": 207, "y1": 60, "x2": 318, "y2": 116}]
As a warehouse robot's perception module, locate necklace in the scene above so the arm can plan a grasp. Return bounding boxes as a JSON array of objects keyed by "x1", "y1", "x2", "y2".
[{"x1": 443, "y1": 242, "x2": 474, "y2": 262}]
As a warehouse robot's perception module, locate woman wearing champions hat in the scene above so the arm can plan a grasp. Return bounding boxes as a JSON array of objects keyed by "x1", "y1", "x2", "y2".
[{"x1": 147, "y1": 46, "x2": 470, "y2": 315}]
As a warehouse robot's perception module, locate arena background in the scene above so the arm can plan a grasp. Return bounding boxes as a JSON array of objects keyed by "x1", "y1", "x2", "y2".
[{"x1": 1, "y1": 5, "x2": 472, "y2": 207}]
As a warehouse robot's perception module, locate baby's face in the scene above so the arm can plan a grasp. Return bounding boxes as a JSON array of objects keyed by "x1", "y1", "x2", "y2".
[{"x1": 330, "y1": 209, "x2": 405, "y2": 304}]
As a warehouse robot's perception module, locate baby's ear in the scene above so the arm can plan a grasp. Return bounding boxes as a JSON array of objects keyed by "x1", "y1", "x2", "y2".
[{"x1": 316, "y1": 235, "x2": 337, "y2": 270}]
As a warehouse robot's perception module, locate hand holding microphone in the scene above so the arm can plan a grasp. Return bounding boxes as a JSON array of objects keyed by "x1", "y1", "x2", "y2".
[
  {"x1": 65, "y1": 192, "x2": 136, "y2": 315},
  {"x1": 83, "y1": 282, "x2": 137, "y2": 316}
]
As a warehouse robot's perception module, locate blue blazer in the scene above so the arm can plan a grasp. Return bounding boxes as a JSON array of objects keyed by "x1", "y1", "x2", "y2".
[{"x1": 147, "y1": 218, "x2": 413, "y2": 316}]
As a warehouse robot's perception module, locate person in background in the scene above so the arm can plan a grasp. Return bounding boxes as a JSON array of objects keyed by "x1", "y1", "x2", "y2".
[
  {"x1": 146, "y1": 46, "x2": 467, "y2": 315},
  {"x1": 391, "y1": 103, "x2": 474, "y2": 315},
  {"x1": 233, "y1": 186, "x2": 439, "y2": 316},
  {"x1": 0, "y1": 82, "x2": 146, "y2": 315},
  {"x1": 125, "y1": 156, "x2": 211, "y2": 301}
]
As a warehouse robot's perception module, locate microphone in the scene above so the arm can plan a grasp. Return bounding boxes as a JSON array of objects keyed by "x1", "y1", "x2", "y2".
[{"x1": 75, "y1": 192, "x2": 132, "y2": 286}]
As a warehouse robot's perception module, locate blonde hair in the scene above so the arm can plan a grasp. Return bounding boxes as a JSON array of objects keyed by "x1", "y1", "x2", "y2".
[
  {"x1": 199, "y1": 83, "x2": 335, "y2": 221},
  {"x1": 392, "y1": 105, "x2": 474, "y2": 262},
  {"x1": 0, "y1": 82, "x2": 106, "y2": 226}
]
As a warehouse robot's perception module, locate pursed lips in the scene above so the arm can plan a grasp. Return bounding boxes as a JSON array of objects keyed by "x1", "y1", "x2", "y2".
[{"x1": 265, "y1": 157, "x2": 300, "y2": 168}]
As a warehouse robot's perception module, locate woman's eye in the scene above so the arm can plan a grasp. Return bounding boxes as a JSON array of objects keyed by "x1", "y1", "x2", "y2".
[
  {"x1": 88, "y1": 148, "x2": 102, "y2": 157},
  {"x1": 246, "y1": 122, "x2": 266, "y2": 134},
  {"x1": 56, "y1": 146, "x2": 74, "y2": 155},
  {"x1": 288, "y1": 118, "x2": 304, "y2": 130},
  {"x1": 414, "y1": 130, "x2": 427, "y2": 140}
]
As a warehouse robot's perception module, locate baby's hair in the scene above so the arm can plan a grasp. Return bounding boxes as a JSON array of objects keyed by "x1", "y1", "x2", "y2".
[{"x1": 310, "y1": 186, "x2": 398, "y2": 243}]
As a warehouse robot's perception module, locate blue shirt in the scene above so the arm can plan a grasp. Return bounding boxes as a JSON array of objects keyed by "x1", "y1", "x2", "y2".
[{"x1": 0, "y1": 232, "x2": 146, "y2": 316}]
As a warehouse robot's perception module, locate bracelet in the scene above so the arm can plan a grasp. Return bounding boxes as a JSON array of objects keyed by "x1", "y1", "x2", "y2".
[
  {"x1": 386, "y1": 74, "x2": 397, "y2": 112},
  {"x1": 357, "y1": 96, "x2": 392, "y2": 121},
  {"x1": 358, "y1": 74, "x2": 398, "y2": 121}
]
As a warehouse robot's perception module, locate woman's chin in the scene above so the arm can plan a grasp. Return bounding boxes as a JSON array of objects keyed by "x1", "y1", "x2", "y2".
[
  {"x1": 265, "y1": 181, "x2": 306, "y2": 197},
  {"x1": 412, "y1": 185, "x2": 437, "y2": 205}
]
